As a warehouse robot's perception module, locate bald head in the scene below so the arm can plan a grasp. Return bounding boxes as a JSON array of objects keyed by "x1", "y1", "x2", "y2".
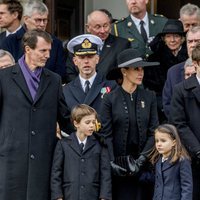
[{"x1": 86, "y1": 10, "x2": 111, "y2": 41}]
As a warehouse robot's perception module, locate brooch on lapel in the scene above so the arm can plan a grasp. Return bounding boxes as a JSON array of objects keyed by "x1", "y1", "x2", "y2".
[
  {"x1": 100, "y1": 87, "x2": 111, "y2": 98},
  {"x1": 141, "y1": 101, "x2": 145, "y2": 108}
]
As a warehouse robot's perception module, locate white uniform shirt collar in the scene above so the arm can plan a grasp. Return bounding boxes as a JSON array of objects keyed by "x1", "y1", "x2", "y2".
[
  {"x1": 79, "y1": 72, "x2": 97, "y2": 91},
  {"x1": 6, "y1": 25, "x2": 22, "y2": 37},
  {"x1": 130, "y1": 12, "x2": 149, "y2": 38},
  {"x1": 77, "y1": 135, "x2": 87, "y2": 148}
]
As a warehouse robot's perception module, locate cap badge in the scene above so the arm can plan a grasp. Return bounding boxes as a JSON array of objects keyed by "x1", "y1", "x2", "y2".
[{"x1": 81, "y1": 39, "x2": 92, "y2": 49}]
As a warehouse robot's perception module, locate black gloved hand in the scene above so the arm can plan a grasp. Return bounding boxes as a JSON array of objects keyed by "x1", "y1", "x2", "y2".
[
  {"x1": 127, "y1": 155, "x2": 147, "y2": 175},
  {"x1": 196, "y1": 151, "x2": 200, "y2": 159},
  {"x1": 110, "y1": 161, "x2": 127, "y2": 176}
]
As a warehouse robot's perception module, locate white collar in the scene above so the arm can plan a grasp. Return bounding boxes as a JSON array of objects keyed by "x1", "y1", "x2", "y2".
[
  {"x1": 161, "y1": 156, "x2": 168, "y2": 163},
  {"x1": 6, "y1": 25, "x2": 22, "y2": 37},
  {"x1": 130, "y1": 12, "x2": 148, "y2": 27},
  {"x1": 79, "y1": 72, "x2": 97, "y2": 90},
  {"x1": 77, "y1": 135, "x2": 87, "y2": 147}
]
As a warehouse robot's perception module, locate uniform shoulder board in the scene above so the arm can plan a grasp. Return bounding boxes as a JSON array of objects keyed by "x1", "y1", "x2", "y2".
[
  {"x1": 114, "y1": 17, "x2": 125, "y2": 24},
  {"x1": 153, "y1": 14, "x2": 164, "y2": 17}
]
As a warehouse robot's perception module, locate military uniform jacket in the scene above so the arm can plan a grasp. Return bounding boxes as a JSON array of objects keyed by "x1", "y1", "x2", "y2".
[
  {"x1": 112, "y1": 14, "x2": 167, "y2": 56},
  {"x1": 51, "y1": 132, "x2": 112, "y2": 200},
  {"x1": 0, "y1": 64, "x2": 70, "y2": 200},
  {"x1": 63, "y1": 73, "x2": 117, "y2": 114},
  {"x1": 99, "y1": 86, "x2": 159, "y2": 159}
]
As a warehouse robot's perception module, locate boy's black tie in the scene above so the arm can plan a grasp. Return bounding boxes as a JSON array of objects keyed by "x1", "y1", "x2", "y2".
[{"x1": 79, "y1": 143, "x2": 84, "y2": 153}]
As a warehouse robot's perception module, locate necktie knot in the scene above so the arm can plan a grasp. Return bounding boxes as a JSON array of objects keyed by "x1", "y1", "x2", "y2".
[
  {"x1": 85, "y1": 80, "x2": 90, "y2": 94},
  {"x1": 140, "y1": 20, "x2": 148, "y2": 43}
]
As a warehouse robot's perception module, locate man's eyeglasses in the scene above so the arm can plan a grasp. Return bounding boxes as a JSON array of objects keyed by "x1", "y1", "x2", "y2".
[{"x1": 32, "y1": 18, "x2": 48, "y2": 25}]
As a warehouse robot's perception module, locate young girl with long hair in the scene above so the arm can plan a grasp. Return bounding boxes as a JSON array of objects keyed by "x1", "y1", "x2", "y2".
[{"x1": 150, "y1": 124, "x2": 193, "y2": 200}]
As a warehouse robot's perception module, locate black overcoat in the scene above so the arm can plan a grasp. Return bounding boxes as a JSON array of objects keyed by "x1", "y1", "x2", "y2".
[
  {"x1": 0, "y1": 64, "x2": 70, "y2": 200},
  {"x1": 99, "y1": 86, "x2": 159, "y2": 159},
  {"x1": 51, "y1": 132, "x2": 112, "y2": 200},
  {"x1": 170, "y1": 74, "x2": 200, "y2": 156}
]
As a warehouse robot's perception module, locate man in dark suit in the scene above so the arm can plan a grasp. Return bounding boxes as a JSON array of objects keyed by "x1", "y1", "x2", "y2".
[
  {"x1": 1, "y1": 1, "x2": 66, "y2": 81},
  {"x1": 169, "y1": 44, "x2": 200, "y2": 200},
  {"x1": 0, "y1": 0, "x2": 22, "y2": 47},
  {"x1": 163, "y1": 26, "x2": 200, "y2": 119},
  {"x1": 0, "y1": 29, "x2": 70, "y2": 200},
  {"x1": 63, "y1": 34, "x2": 117, "y2": 115},
  {"x1": 66, "y1": 10, "x2": 130, "y2": 83},
  {"x1": 112, "y1": 0, "x2": 167, "y2": 57}
]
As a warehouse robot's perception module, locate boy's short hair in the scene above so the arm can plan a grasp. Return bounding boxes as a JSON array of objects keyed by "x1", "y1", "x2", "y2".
[
  {"x1": 71, "y1": 104, "x2": 97, "y2": 123},
  {"x1": 192, "y1": 44, "x2": 200, "y2": 62}
]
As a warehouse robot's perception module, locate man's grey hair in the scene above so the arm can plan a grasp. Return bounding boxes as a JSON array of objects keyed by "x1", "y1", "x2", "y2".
[
  {"x1": 184, "y1": 58, "x2": 193, "y2": 69},
  {"x1": 23, "y1": 0, "x2": 48, "y2": 17},
  {"x1": 180, "y1": 3, "x2": 200, "y2": 19},
  {"x1": 186, "y1": 26, "x2": 200, "y2": 39},
  {"x1": 0, "y1": 49, "x2": 15, "y2": 64}
]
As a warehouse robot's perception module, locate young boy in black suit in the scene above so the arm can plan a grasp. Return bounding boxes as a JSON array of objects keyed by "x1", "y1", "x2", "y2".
[{"x1": 51, "y1": 104, "x2": 111, "y2": 200}]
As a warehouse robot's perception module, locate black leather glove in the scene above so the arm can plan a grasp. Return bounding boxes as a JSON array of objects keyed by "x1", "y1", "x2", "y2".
[
  {"x1": 196, "y1": 151, "x2": 200, "y2": 159},
  {"x1": 110, "y1": 161, "x2": 127, "y2": 176},
  {"x1": 127, "y1": 155, "x2": 147, "y2": 175}
]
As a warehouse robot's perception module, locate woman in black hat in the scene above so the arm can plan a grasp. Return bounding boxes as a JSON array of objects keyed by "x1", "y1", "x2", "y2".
[
  {"x1": 143, "y1": 19, "x2": 188, "y2": 123},
  {"x1": 99, "y1": 48, "x2": 159, "y2": 200}
]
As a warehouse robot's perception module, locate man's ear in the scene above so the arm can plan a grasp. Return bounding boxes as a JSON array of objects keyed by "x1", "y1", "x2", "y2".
[
  {"x1": 85, "y1": 24, "x2": 90, "y2": 33},
  {"x1": 73, "y1": 56, "x2": 77, "y2": 66}
]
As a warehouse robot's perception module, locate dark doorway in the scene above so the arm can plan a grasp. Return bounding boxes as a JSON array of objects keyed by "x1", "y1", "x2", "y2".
[
  {"x1": 157, "y1": 0, "x2": 200, "y2": 19},
  {"x1": 45, "y1": 0, "x2": 84, "y2": 42}
]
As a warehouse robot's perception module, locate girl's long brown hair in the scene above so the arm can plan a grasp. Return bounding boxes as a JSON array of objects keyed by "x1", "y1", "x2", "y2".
[{"x1": 149, "y1": 124, "x2": 190, "y2": 165}]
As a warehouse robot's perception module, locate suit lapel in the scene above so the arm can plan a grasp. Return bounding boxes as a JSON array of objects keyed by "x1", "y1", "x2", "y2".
[
  {"x1": 99, "y1": 35, "x2": 113, "y2": 64},
  {"x1": 68, "y1": 132, "x2": 82, "y2": 156},
  {"x1": 12, "y1": 64, "x2": 33, "y2": 103},
  {"x1": 184, "y1": 75, "x2": 200, "y2": 103},
  {"x1": 126, "y1": 15, "x2": 144, "y2": 43},
  {"x1": 83, "y1": 135, "x2": 96, "y2": 154},
  {"x1": 162, "y1": 159, "x2": 174, "y2": 172},
  {"x1": 148, "y1": 14, "x2": 158, "y2": 37},
  {"x1": 34, "y1": 69, "x2": 51, "y2": 104},
  {"x1": 69, "y1": 77, "x2": 86, "y2": 103}
]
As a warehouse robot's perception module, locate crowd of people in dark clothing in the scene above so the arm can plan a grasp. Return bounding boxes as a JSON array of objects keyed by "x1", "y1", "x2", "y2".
[{"x1": 0, "y1": 0, "x2": 200, "y2": 200}]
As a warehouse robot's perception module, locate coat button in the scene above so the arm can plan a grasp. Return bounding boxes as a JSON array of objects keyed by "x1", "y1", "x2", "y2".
[
  {"x1": 30, "y1": 154, "x2": 35, "y2": 159},
  {"x1": 81, "y1": 185, "x2": 85, "y2": 189},
  {"x1": 32, "y1": 107, "x2": 36, "y2": 112},
  {"x1": 31, "y1": 131, "x2": 36, "y2": 135}
]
